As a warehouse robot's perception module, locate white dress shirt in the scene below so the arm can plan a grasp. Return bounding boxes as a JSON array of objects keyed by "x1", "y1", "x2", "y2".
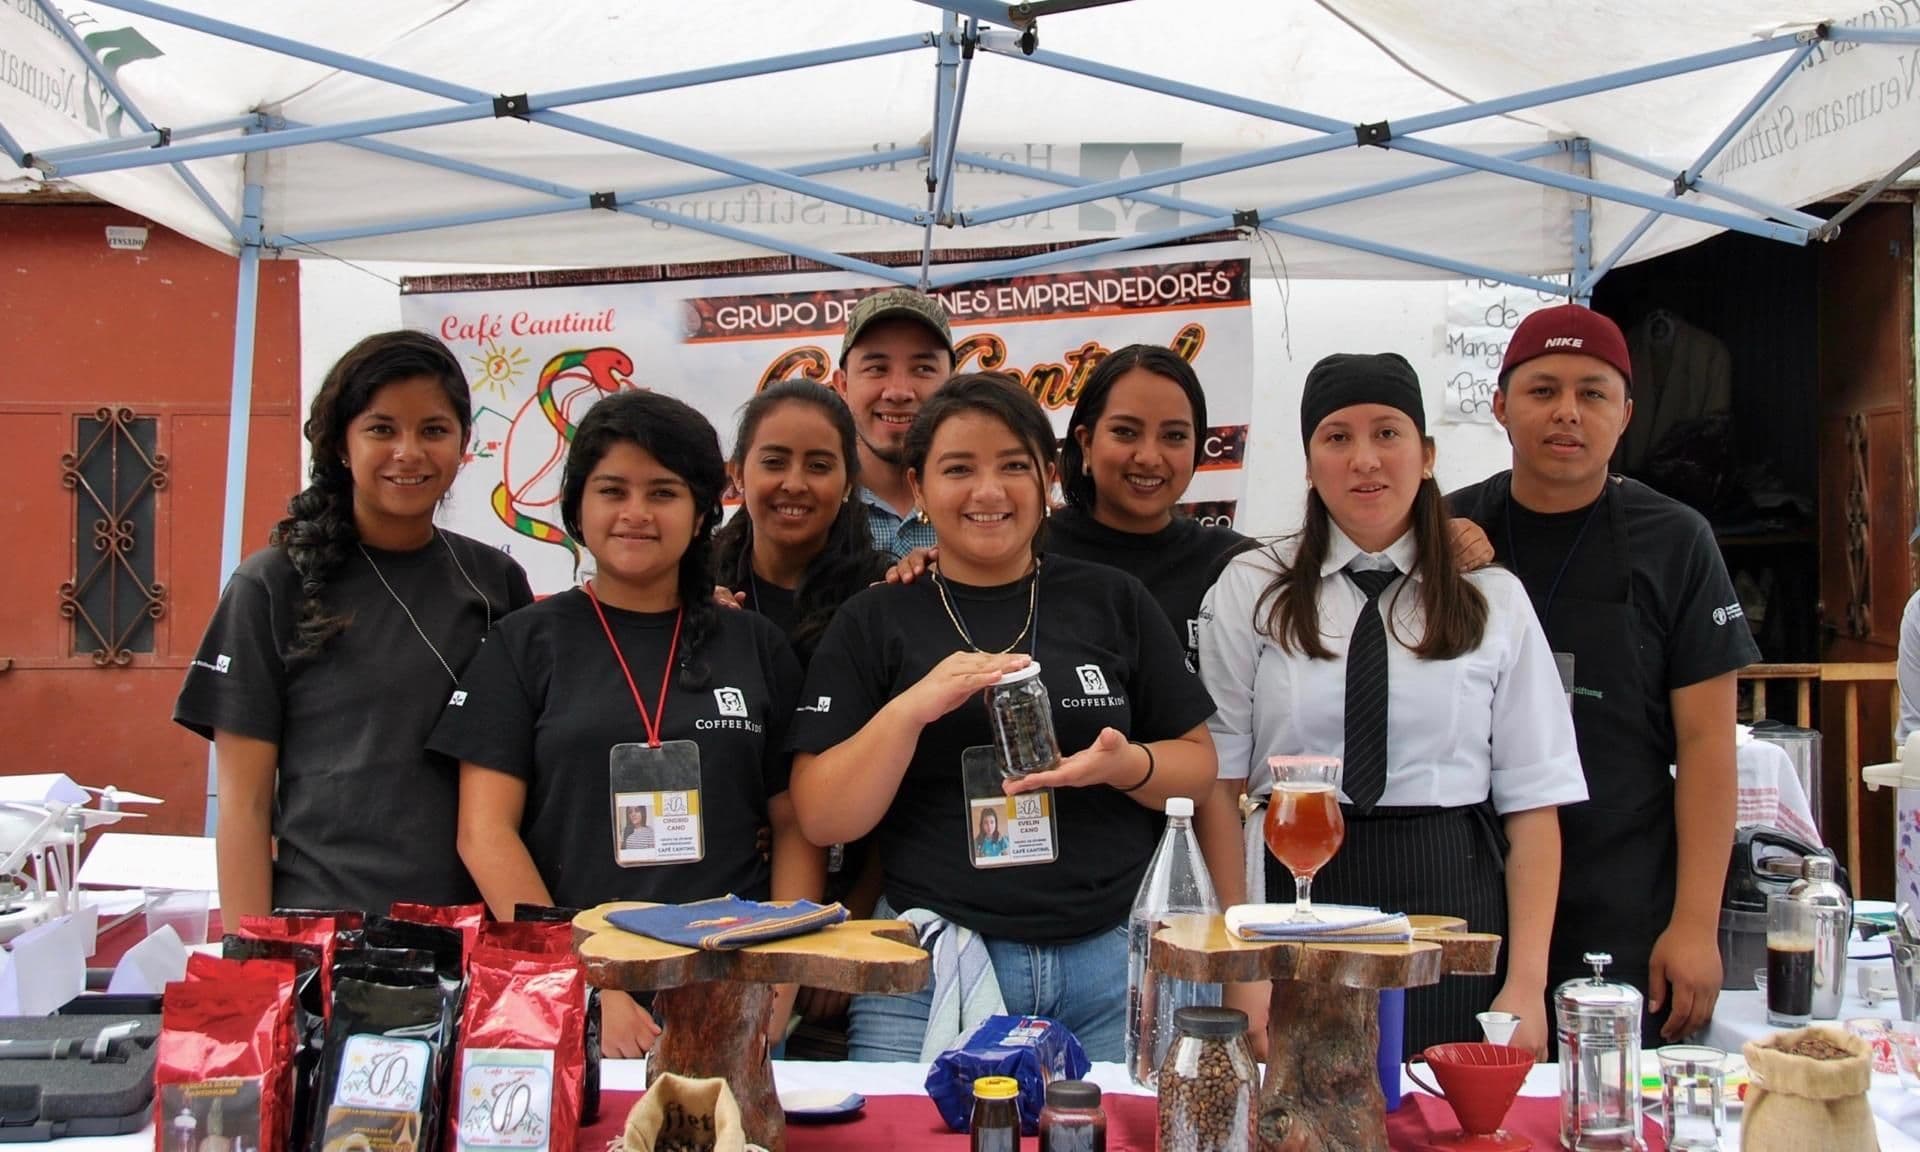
[
  {"x1": 1898, "y1": 590, "x2": 1920, "y2": 743},
  {"x1": 1197, "y1": 525, "x2": 1586, "y2": 814}
]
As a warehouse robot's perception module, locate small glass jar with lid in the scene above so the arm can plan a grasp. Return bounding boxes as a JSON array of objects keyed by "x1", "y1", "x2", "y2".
[
  {"x1": 970, "y1": 1076, "x2": 1022, "y2": 1152},
  {"x1": 987, "y1": 663, "x2": 1061, "y2": 779},
  {"x1": 1157, "y1": 1006, "x2": 1257, "y2": 1152},
  {"x1": 1039, "y1": 1080, "x2": 1106, "y2": 1152}
]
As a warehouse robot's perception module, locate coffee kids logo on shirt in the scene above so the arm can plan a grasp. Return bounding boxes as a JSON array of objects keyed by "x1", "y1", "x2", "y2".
[
  {"x1": 698, "y1": 687, "x2": 763, "y2": 733},
  {"x1": 1062, "y1": 664, "x2": 1126, "y2": 708},
  {"x1": 796, "y1": 696, "x2": 832, "y2": 714},
  {"x1": 449, "y1": 690, "x2": 469, "y2": 707}
]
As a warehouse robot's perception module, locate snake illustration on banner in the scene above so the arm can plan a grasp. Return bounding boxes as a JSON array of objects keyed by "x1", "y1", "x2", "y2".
[{"x1": 492, "y1": 347, "x2": 636, "y2": 556}]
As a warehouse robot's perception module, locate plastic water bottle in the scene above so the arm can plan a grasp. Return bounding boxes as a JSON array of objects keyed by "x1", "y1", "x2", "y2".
[{"x1": 1125, "y1": 795, "x2": 1222, "y2": 1087}]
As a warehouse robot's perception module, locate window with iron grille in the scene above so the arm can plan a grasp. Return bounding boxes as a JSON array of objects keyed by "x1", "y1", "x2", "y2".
[{"x1": 60, "y1": 408, "x2": 167, "y2": 663}]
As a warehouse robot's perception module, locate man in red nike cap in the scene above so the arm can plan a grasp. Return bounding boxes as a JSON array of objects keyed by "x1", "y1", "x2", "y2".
[{"x1": 1450, "y1": 304, "x2": 1758, "y2": 1047}]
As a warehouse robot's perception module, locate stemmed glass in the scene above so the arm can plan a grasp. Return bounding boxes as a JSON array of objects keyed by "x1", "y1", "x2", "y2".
[{"x1": 1262, "y1": 755, "x2": 1346, "y2": 921}]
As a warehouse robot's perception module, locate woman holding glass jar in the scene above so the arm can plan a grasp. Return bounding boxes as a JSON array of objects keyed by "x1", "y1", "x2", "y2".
[
  {"x1": 1197, "y1": 353, "x2": 1585, "y2": 1056},
  {"x1": 788, "y1": 373, "x2": 1218, "y2": 1062}
]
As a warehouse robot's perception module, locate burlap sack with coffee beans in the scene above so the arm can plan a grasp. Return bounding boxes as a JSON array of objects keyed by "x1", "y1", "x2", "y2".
[
  {"x1": 619, "y1": 1074, "x2": 764, "y2": 1152},
  {"x1": 1740, "y1": 1026, "x2": 1878, "y2": 1151}
]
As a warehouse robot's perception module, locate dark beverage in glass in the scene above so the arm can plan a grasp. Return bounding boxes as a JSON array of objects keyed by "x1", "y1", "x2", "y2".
[
  {"x1": 1766, "y1": 940, "x2": 1814, "y2": 1023},
  {"x1": 1766, "y1": 894, "x2": 1815, "y2": 1026}
]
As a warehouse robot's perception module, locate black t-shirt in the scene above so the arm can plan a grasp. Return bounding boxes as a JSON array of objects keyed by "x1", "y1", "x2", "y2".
[
  {"x1": 1449, "y1": 472, "x2": 1761, "y2": 800},
  {"x1": 743, "y1": 577, "x2": 798, "y2": 637},
  {"x1": 1046, "y1": 507, "x2": 1255, "y2": 672},
  {"x1": 427, "y1": 590, "x2": 803, "y2": 910},
  {"x1": 173, "y1": 532, "x2": 533, "y2": 912},
  {"x1": 789, "y1": 554, "x2": 1217, "y2": 943}
]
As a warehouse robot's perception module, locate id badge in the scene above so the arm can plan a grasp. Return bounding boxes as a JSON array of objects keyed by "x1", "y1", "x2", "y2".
[
  {"x1": 961, "y1": 746, "x2": 1057, "y2": 869},
  {"x1": 1554, "y1": 652, "x2": 1575, "y2": 710},
  {"x1": 609, "y1": 739, "x2": 704, "y2": 867}
]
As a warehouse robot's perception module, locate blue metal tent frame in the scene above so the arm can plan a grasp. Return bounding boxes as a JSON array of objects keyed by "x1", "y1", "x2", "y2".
[{"x1": 6, "y1": 1, "x2": 1919, "y2": 827}]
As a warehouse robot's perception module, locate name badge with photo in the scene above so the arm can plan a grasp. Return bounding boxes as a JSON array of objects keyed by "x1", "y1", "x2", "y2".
[
  {"x1": 961, "y1": 746, "x2": 1057, "y2": 869},
  {"x1": 609, "y1": 740, "x2": 704, "y2": 867}
]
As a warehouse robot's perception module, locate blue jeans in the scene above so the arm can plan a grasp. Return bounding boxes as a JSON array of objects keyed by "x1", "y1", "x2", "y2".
[{"x1": 847, "y1": 899, "x2": 1128, "y2": 1062}]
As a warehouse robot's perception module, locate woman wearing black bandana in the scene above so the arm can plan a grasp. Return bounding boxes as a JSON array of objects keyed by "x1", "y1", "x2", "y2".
[{"x1": 1197, "y1": 353, "x2": 1585, "y2": 1055}]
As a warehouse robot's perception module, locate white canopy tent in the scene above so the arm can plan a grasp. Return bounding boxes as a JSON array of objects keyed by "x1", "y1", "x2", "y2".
[{"x1": 3, "y1": 0, "x2": 1917, "y2": 569}]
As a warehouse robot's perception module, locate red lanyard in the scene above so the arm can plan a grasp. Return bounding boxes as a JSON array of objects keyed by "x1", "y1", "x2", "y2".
[{"x1": 584, "y1": 582, "x2": 682, "y2": 749}]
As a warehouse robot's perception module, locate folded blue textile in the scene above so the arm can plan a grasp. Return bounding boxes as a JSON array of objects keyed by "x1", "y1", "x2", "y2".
[{"x1": 606, "y1": 896, "x2": 848, "y2": 950}]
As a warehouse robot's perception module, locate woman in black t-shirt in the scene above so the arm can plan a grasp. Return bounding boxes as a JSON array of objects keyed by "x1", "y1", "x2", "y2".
[
  {"x1": 712, "y1": 379, "x2": 890, "y2": 664},
  {"x1": 174, "y1": 330, "x2": 532, "y2": 919},
  {"x1": 429, "y1": 389, "x2": 812, "y2": 1061},
  {"x1": 712, "y1": 379, "x2": 891, "y2": 1051},
  {"x1": 789, "y1": 374, "x2": 1218, "y2": 1062}
]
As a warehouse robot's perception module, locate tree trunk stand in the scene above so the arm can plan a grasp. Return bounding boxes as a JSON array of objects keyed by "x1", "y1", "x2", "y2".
[
  {"x1": 574, "y1": 904, "x2": 931, "y2": 1152},
  {"x1": 1153, "y1": 914, "x2": 1502, "y2": 1152}
]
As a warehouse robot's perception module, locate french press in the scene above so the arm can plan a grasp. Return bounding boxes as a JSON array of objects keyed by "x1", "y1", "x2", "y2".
[{"x1": 1556, "y1": 952, "x2": 1644, "y2": 1151}]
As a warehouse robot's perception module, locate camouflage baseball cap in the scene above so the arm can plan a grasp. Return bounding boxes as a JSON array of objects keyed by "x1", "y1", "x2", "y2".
[{"x1": 840, "y1": 287, "x2": 954, "y2": 363}]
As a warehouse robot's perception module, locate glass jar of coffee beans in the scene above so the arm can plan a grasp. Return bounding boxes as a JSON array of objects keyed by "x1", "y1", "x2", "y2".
[
  {"x1": 986, "y1": 663, "x2": 1061, "y2": 779},
  {"x1": 1156, "y1": 1006, "x2": 1256, "y2": 1152}
]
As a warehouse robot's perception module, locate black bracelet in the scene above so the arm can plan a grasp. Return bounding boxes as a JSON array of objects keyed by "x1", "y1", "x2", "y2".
[{"x1": 1119, "y1": 740, "x2": 1156, "y2": 793}]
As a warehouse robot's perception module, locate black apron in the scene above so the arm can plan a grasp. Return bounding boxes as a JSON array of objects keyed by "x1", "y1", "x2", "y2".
[
  {"x1": 1488, "y1": 474, "x2": 1675, "y2": 1046},
  {"x1": 1265, "y1": 804, "x2": 1508, "y2": 1056}
]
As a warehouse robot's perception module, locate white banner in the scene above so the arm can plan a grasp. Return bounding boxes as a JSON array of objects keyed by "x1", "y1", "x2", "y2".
[
  {"x1": 400, "y1": 242, "x2": 1255, "y2": 595},
  {"x1": 1436, "y1": 276, "x2": 1571, "y2": 425}
]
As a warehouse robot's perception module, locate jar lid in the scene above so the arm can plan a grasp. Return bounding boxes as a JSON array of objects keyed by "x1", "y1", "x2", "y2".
[
  {"x1": 1045, "y1": 1080, "x2": 1101, "y2": 1109},
  {"x1": 1802, "y1": 855, "x2": 1835, "y2": 882},
  {"x1": 995, "y1": 664, "x2": 1042, "y2": 685},
  {"x1": 1174, "y1": 1005, "x2": 1247, "y2": 1037},
  {"x1": 972, "y1": 1076, "x2": 1020, "y2": 1100}
]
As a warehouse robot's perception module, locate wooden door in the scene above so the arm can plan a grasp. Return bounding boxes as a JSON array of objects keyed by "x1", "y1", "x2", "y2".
[
  {"x1": 1817, "y1": 201, "x2": 1916, "y2": 898},
  {"x1": 0, "y1": 203, "x2": 300, "y2": 836}
]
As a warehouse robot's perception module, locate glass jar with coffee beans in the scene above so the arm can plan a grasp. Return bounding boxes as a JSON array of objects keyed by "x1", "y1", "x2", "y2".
[
  {"x1": 986, "y1": 663, "x2": 1061, "y2": 779},
  {"x1": 1156, "y1": 1006, "x2": 1257, "y2": 1152}
]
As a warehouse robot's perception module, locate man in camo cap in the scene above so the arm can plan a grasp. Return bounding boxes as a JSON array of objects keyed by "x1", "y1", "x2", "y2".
[{"x1": 833, "y1": 288, "x2": 958, "y2": 558}]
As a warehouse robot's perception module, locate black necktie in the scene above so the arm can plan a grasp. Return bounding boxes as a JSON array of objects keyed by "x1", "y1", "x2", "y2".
[{"x1": 1343, "y1": 566, "x2": 1398, "y2": 813}]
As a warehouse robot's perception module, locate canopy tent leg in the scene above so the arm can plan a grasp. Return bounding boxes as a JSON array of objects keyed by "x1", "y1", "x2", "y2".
[
  {"x1": 206, "y1": 169, "x2": 265, "y2": 835},
  {"x1": 1572, "y1": 139, "x2": 1594, "y2": 306},
  {"x1": 1579, "y1": 40, "x2": 1818, "y2": 296},
  {"x1": 920, "y1": 9, "x2": 962, "y2": 289},
  {"x1": 933, "y1": 17, "x2": 976, "y2": 226},
  {"x1": 0, "y1": 120, "x2": 24, "y2": 167}
]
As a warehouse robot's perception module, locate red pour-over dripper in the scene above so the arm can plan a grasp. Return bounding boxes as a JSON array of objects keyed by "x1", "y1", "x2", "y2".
[{"x1": 1404, "y1": 1042, "x2": 1535, "y2": 1151}]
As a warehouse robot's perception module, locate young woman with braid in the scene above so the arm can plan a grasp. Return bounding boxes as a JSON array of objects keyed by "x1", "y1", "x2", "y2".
[
  {"x1": 430, "y1": 389, "x2": 815, "y2": 1059},
  {"x1": 175, "y1": 330, "x2": 533, "y2": 919}
]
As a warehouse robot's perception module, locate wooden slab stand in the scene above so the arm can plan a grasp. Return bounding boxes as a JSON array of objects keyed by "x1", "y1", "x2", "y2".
[
  {"x1": 574, "y1": 903, "x2": 931, "y2": 1152},
  {"x1": 1153, "y1": 913, "x2": 1502, "y2": 1152}
]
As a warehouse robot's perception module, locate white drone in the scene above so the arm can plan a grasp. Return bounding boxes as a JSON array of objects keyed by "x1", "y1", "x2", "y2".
[{"x1": 0, "y1": 774, "x2": 161, "y2": 944}]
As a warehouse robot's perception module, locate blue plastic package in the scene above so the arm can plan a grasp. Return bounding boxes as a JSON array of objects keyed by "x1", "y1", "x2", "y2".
[{"x1": 924, "y1": 1015, "x2": 1091, "y2": 1134}]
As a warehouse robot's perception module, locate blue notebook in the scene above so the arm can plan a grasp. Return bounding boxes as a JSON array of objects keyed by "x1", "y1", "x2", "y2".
[{"x1": 606, "y1": 896, "x2": 849, "y2": 950}]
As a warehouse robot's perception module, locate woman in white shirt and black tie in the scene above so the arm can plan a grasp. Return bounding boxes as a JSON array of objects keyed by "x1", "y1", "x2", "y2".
[{"x1": 1197, "y1": 352, "x2": 1585, "y2": 1056}]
